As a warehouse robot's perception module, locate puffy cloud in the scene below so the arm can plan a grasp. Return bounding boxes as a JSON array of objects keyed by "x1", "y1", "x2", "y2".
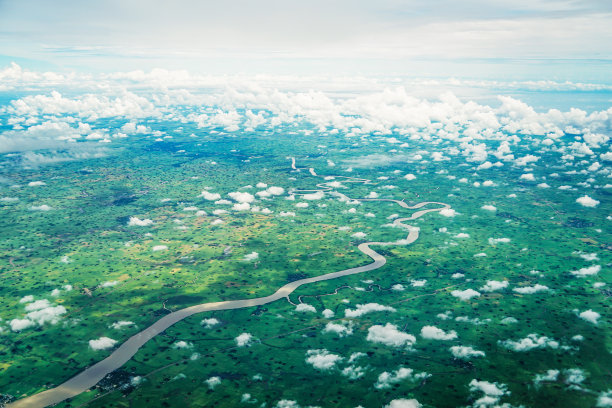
[
  {"x1": 420, "y1": 325, "x2": 457, "y2": 340},
  {"x1": 480, "y1": 280, "x2": 508, "y2": 292},
  {"x1": 578, "y1": 309, "x2": 600, "y2": 325},
  {"x1": 341, "y1": 365, "x2": 365, "y2": 379},
  {"x1": 100, "y1": 280, "x2": 119, "y2": 287},
  {"x1": 404, "y1": 174, "x2": 416, "y2": 180},
  {"x1": 571, "y1": 265, "x2": 601, "y2": 277},
  {"x1": 451, "y1": 289, "x2": 481, "y2": 301},
  {"x1": 439, "y1": 208, "x2": 456, "y2": 217},
  {"x1": 152, "y1": 245, "x2": 168, "y2": 251},
  {"x1": 534, "y1": 369, "x2": 560, "y2": 386},
  {"x1": 322, "y1": 309, "x2": 334, "y2": 318},
  {"x1": 450, "y1": 345, "x2": 485, "y2": 359},
  {"x1": 295, "y1": 303, "x2": 316, "y2": 313},
  {"x1": 597, "y1": 390, "x2": 612, "y2": 407},
  {"x1": 513, "y1": 284, "x2": 549, "y2": 294},
  {"x1": 375, "y1": 367, "x2": 430, "y2": 389},
  {"x1": 9, "y1": 318, "x2": 35, "y2": 331},
  {"x1": 235, "y1": 332, "x2": 254, "y2": 347},
  {"x1": 266, "y1": 186, "x2": 285, "y2": 195},
  {"x1": 89, "y1": 337, "x2": 117, "y2": 350},
  {"x1": 199, "y1": 191, "x2": 221, "y2": 200},
  {"x1": 344, "y1": 303, "x2": 396, "y2": 317},
  {"x1": 520, "y1": 173, "x2": 535, "y2": 181},
  {"x1": 128, "y1": 217, "x2": 153, "y2": 226},
  {"x1": 243, "y1": 252, "x2": 259, "y2": 261},
  {"x1": 576, "y1": 195, "x2": 600, "y2": 207},
  {"x1": 24, "y1": 299, "x2": 51, "y2": 311},
  {"x1": 488, "y1": 237, "x2": 510, "y2": 245},
  {"x1": 481, "y1": 205, "x2": 497, "y2": 211},
  {"x1": 233, "y1": 202, "x2": 251, "y2": 211},
  {"x1": 205, "y1": 376, "x2": 221, "y2": 389},
  {"x1": 201, "y1": 318, "x2": 220, "y2": 328},
  {"x1": 366, "y1": 323, "x2": 416, "y2": 348},
  {"x1": 305, "y1": 349, "x2": 343, "y2": 370},
  {"x1": 110, "y1": 321, "x2": 134, "y2": 329},
  {"x1": 30, "y1": 204, "x2": 53, "y2": 211},
  {"x1": 228, "y1": 191, "x2": 255, "y2": 203},
  {"x1": 468, "y1": 379, "x2": 509, "y2": 407},
  {"x1": 499, "y1": 333, "x2": 559, "y2": 351},
  {"x1": 323, "y1": 321, "x2": 353, "y2": 337},
  {"x1": 384, "y1": 399, "x2": 422, "y2": 408},
  {"x1": 19, "y1": 295, "x2": 34, "y2": 303}
]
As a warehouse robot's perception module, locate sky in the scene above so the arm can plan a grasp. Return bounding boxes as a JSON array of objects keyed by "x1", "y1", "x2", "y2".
[{"x1": 1, "y1": 0, "x2": 611, "y2": 80}]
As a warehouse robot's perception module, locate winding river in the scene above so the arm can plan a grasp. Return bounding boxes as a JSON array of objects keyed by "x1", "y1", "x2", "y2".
[{"x1": 8, "y1": 160, "x2": 449, "y2": 408}]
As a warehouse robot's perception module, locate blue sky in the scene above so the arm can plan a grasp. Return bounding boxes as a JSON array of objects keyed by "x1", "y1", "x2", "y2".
[{"x1": 1, "y1": 0, "x2": 611, "y2": 79}]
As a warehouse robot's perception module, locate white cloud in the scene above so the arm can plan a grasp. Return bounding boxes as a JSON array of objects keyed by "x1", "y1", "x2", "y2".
[
  {"x1": 375, "y1": 367, "x2": 430, "y2": 389},
  {"x1": 201, "y1": 318, "x2": 220, "y2": 328},
  {"x1": 19, "y1": 295, "x2": 34, "y2": 303},
  {"x1": 439, "y1": 208, "x2": 456, "y2": 217},
  {"x1": 468, "y1": 379, "x2": 509, "y2": 407},
  {"x1": 451, "y1": 288, "x2": 480, "y2": 301},
  {"x1": 534, "y1": 369, "x2": 560, "y2": 386},
  {"x1": 499, "y1": 333, "x2": 559, "y2": 351},
  {"x1": 228, "y1": 191, "x2": 255, "y2": 203},
  {"x1": 366, "y1": 323, "x2": 416, "y2": 348},
  {"x1": 578, "y1": 309, "x2": 600, "y2": 325},
  {"x1": 570, "y1": 265, "x2": 601, "y2": 277},
  {"x1": 199, "y1": 190, "x2": 221, "y2": 200},
  {"x1": 305, "y1": 349, "x2": 343, "y2": 370},
  {"x1": 205, "y1": 376, "x2": 221, "y2": 389},
  {"x1": 243, "y1": 252, "x2": 259, "y2": 261},
  {"x1": 481, "y1": 205, "x2": 496, "y2": 211},
  {"x1": 597, "y1": 390, "x2": 612, "y2": 407},
  {"x1": 89, "y1": 336, "x2": 117, "y2": 350},
  {"x1": 520, "y1": 173, "x2": 535, "y2": 181},
  {"x1": 450, "y1": 345, "x2": 485, "y2": 359},
  {"x1": 295, "y1": 303, "x2": 316, "y2": 313},
  {"x1": 513, "y1": 284, "x2": 549, "y2": 294},
  {"x1": 384, "y1": 399, "x2": 422, "y2": 408},
  {"x1": 323, "y1": 321, "x2": 353, "y2": 337},
  {"x1": 488, "y1": 237, "x2": 510, "y2": 245},
  {"x1": 152, "y1": 245, "x2": 168, "y2": 251},
  {"x1": 576, "y1": 195, "x2": 600, "y2": 207},
  {"x1": 404, "y1": 174, "x2": 416, "y2": 180},
  {"x1": 480, "y1": 280, "x2": 508, "y2": 292},
  {"x1": 9, "y1": 318, "x2": 35, "y2": 331},
  {"x1": 100, "y1": 280, "x2": 119, "y2": 288},
  {"x1": 128, "y1": 217, "x2": 153, "y2": 226},
  {"x1": 30, "y1": 204, "x2": 53, "y2": 211},
  {"x1": 420, "y1": 325, "x2": 457, "y2": 340},
  {"x1": 344, "y1": 303, "x2": 396, "y2": 317},
  {"x1": 110, "y1": 321, "x2": 134, "y2": 329},
  {"x1": 235, "y1": 332, "x2": 254, "y2": 347}
]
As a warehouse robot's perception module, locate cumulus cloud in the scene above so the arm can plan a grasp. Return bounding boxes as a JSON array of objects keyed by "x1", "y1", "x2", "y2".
[
  {"x1": 243, "y1": 252, "x2": 259, "y2": 261},
  {"x1": 439, "y1": 208, "x2": 456, "y2": 217},
  {"x1": 344, "y1": 303, "x2": 396, "y2": 317},
  {"x1": 128, "y1": 217, "x2": 153, "y2": 226},
  {"x1": 578, "y1": 309, "x2": 600, "y2": 325},
  {"x1": 89, "y1": 337, "x2": 117, "y2": 350},
  {"x1": 451, "y1": 289, "x2": 481, "y2": 301},
  {"x1": 468, "y1": 379, "x2": 509, "y2": 407},
  {"x1": 384, "y1": 399, "x2": 422, "y2": 408},
  {"x1": 488, "y1": 237, "x2": 510, "y2": 245},
  {"x1": 576, "y1": 195, "x2": 600, "y2": 207},
  {"x1": 513, "y1": 284, "x2": 549, "y2": 294},
  {"x1": 481, "y1": 205, "x2": 497, "y2": 211},
  {"x1": 228, "y1": 191, "x2": 255, "y2": 203},
  {"x1": 570, "y1": 265, "x2": 601, "y2": 277},
  {"x1": 375, "y1": 367, "x2": 430, "y2": 389},
  {"x1": 366, "y1": 323, "x2": 416, "y2": 348},
  {"x1": 235, "y1": 332, "x2": 254, "y2": 347},
  {"x1": 152, "y1": 245, "x2": 168, "y2": 251},
  {"x1": 201, "y1": 317, "x2": 220, "y2": 328},
  {"x1": 480, "y1": 280, "x2": 508, "y2": 292},
  {"x1": 499, "y1": 333, "x2": 559, "y2": 351},
  {"x1": 205, "y1": 376, "x2": 221, "y2": 389},
  {"x1": 323, "y1": 321, "x2": 353, "y2": 337},
  {"x1": 305, "y1": 349, "x2": 343, "y2": 370},
  {"x1": 420, "y1": 325, "x2": 457, "y2": 340},
  {"x1": 450, "y1": 345, "x2": 485, "y2": 359},
  {"x1": 295, "y1": 303, "x2": 316, "y2": 313},
  {"x1": 9, "y1": 318, "x2": 35, "y2": 331}
]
